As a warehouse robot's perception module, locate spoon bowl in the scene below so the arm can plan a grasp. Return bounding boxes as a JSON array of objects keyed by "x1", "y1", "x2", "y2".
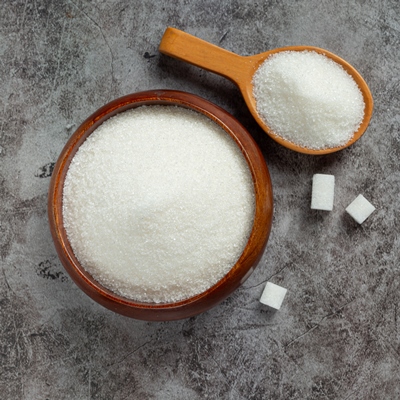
[{"x1": 159, "y1": 27, "x2": 373, "y2": 155}]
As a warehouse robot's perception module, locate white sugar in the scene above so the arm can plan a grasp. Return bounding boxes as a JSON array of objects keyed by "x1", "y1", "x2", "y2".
[
  {"x1": 260, "y1": 282, "x2": 287, "y2": 310},
  {"x1": 346, "y1": 194, "x2": 375, "y2": 224},
  {"x1": 253, "y1": 51, "x2": 365, "y2": 150},
  {"x1": 63, "y1": 106, "x2": 255, "y2": 303},
  {"x1": 311, "y1": 174, "x2": 335, "y2": 211}
]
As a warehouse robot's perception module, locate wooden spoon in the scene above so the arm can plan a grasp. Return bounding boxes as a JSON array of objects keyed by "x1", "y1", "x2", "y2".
[{"x1": 159, "y1": 27, "x2": 374, "y2": 155}]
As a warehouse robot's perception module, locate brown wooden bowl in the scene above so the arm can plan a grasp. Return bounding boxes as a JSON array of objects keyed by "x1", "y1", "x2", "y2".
[{"x1": 48, "y1": 90, "x2": 273, "y2": 321}]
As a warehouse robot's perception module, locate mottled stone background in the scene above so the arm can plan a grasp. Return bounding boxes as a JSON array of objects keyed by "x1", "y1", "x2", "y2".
[{"x1": 1, "y1": 0, "x2": 399, "y2": 399}]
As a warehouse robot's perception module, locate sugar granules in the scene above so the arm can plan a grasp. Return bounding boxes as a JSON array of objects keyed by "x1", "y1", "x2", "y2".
[
  {"x1": 63, "y1": 106, "x2": 255, "y2": 303},
  {"x1": 252, "y1": 50, "x2": 365, "y2": 150}
]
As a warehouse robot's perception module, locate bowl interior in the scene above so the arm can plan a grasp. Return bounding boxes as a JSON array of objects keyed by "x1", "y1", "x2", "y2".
[{"x1": 48, "y1": 90, "x2": 273, "y2": 321}]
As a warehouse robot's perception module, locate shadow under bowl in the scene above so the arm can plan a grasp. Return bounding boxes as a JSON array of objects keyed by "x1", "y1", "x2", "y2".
[{"x1": 48, "y1": 89, "x2": 273, "y2": 321}]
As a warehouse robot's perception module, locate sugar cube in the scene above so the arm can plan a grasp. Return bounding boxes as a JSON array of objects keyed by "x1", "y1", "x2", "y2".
[
  {"x1": 260, "y1": 282, "x2": 287, "y2": 310},
  {"x1": 346, "y1": 194, "x2": 376, "y2": 224},
  {"x1": 311, "y1": 174, "x2": 335, "y2": 211}
]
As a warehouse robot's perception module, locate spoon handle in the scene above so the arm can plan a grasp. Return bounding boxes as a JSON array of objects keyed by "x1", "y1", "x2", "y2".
[{"x1": 159, "y1": 27, "x2": 248, "y2": 86}]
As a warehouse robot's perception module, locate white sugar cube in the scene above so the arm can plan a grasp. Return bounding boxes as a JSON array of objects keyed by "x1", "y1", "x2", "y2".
[
  {"x1": 260, "y1": 282, "x2": 287, "y2": 310},
  {"x1": 311, "y1": 174, "x2": 335, "y2": 211},
  {"x1": 346, "y1": 194, "x2": 376, "y2": 224}
]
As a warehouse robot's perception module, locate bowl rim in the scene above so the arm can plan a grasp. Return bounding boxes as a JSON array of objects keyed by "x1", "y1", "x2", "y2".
[{"x1": 48, "y1": 89, "x2": 273, "y2": 321}]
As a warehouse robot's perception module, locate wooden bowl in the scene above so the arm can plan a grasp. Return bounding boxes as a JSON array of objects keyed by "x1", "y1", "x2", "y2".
[{"x1": 48, "y1": 90, "x2": 273, "y2": 321}]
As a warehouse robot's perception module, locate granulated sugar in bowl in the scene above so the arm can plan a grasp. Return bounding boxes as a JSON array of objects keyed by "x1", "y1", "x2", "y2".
[
  {"x1": 48, "y1": 90, "x2": 273, "y2": 321},
  {"x1": 63, "y1": 106, "x2": 255, "y2": 303}
]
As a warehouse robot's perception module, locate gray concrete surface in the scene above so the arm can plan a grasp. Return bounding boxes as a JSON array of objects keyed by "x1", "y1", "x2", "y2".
[{"x1": 1, "y1": 0, "x2": 399, "y2": 398}]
